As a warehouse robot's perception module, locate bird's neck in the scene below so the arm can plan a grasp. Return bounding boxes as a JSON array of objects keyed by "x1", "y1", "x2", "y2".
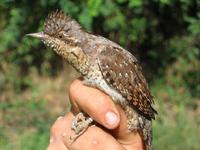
[{"x1": 55, "y1": 42, "x2": 90, "y2": 76}]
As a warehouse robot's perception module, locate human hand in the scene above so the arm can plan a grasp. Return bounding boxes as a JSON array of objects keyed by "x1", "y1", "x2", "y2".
[{"x1": 47, "y1": 79, "x2": 144, "y2": 150}]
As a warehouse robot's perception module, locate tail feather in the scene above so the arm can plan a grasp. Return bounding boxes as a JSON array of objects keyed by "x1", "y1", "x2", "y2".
[{"x1": 142, "y1": 119, "x2": 152, "y2": 150}]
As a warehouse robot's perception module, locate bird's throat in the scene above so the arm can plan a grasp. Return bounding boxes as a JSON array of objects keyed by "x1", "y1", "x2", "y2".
[{"x1": 55, "y1": 44, "x2": 90, "y2": 76}]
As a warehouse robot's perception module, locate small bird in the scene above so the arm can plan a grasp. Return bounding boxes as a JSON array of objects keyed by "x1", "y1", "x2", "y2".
[{"x1": 27, "y1": 10, "x2": 157, "y2": 150}]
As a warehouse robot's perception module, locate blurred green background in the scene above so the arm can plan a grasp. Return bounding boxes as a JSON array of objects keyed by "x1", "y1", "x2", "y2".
[{"x1": 0, "y1": 0, "x2": 199, "y2": 149}]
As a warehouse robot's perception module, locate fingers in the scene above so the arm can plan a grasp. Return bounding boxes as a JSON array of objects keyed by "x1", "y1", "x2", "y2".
[
  {"x1": 69, "y1": 79, "x2": 120, "y2": 129},
  {"x1": 47, "y1": 140, "x2": 68, "y2": 150},
  {"x1": 49, "y1": 113, "x2": 124, "y2": 150},
  {"x1": 67, "y1": 79, "x2": 144, "y2": 149},
  {"x1": 47, "y1": 116, "x2": 69, "y2": 150},
  {"x1": 69, "y1": 79, "x2": 144, "y2": 149},
  {"x1": 69, "y1": 126, "x2": 124, "y2": 150}
]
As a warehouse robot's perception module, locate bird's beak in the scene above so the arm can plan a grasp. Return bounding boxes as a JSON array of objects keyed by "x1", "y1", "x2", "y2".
[{"x1": 26, "y1": 32, "x2": 47, "y2": 40}]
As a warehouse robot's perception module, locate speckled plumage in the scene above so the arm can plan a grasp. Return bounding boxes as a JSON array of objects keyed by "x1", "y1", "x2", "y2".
[{"x1": 28, "y1": 10, "x2": 157, "y2": 150}]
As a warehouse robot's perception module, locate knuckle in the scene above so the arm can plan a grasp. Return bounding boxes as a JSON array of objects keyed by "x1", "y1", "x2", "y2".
[
  {"x1": 50, "y1": 123, "x2": 58, "y2": 135},
  {"x1": 50, "y1": 118, "x2": 63, "y2": 134}
]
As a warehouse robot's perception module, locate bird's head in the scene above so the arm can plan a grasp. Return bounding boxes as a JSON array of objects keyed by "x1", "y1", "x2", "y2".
[{"x1": 27, "y1": 10, "x2": 83, "y2": 55}]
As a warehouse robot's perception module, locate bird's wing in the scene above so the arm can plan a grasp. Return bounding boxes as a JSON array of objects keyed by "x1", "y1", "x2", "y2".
[{"x1": 97, "y1": 45, "x2": 157, "y2": 119}]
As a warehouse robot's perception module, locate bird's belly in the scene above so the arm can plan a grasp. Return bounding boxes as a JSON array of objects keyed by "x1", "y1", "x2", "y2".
[
  {"x1": 84, "y1": 73, "x2": 126, "y2": 105},
  {"x1": 97, "y1": 79, "x2": 126, "y2": 104}
]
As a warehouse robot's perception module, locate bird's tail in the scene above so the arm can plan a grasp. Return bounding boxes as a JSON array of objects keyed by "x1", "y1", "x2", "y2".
[{"x1": 142, "y1": 119, "x2": 152, "y2": 150}]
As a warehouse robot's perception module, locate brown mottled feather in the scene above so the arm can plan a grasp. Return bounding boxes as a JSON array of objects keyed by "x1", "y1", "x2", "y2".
[
  {"x1": 97, "y1": 45, "x2": 157, "y2": 119},
  {"x1": 44, "y1": 10, "x2": 72, "y2": 35}
]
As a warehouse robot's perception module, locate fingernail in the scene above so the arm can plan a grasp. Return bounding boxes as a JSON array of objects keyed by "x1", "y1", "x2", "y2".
[
  {"x1": 56, "y1": 116, "x2": 63, "y2": 121},
  {"x1": 105, "y1": 111, "x2": 119, "y2": 127},
  {"x1": 50, "y1": 136, "x2": 54, "y2": 143}
]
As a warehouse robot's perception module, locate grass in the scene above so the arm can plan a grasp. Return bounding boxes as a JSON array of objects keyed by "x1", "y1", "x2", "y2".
[
  {"x1": 152, "y1": 79, "x2": 200, "y2": 150},
  {"x1": 0, "y1": 98, "x2": 54, "y2": 150},
  {"x1": 0, "y1": 128, "x2": 49, "y2": 150}
]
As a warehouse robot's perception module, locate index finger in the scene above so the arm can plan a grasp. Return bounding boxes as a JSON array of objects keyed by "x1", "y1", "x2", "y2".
[{"x1": 69, "y1": 79, "x2": 120, "y2": 129}]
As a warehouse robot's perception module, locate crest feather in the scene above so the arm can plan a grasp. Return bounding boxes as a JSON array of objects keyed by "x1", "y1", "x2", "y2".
[{"x1": 44, "y1": 10, "x2": 72, "y2": 35}]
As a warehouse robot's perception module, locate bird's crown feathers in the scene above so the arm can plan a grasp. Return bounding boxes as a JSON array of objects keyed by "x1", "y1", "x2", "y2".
[{"x1": 44, "y1": 10, "x2": 78, "y2": 35}]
